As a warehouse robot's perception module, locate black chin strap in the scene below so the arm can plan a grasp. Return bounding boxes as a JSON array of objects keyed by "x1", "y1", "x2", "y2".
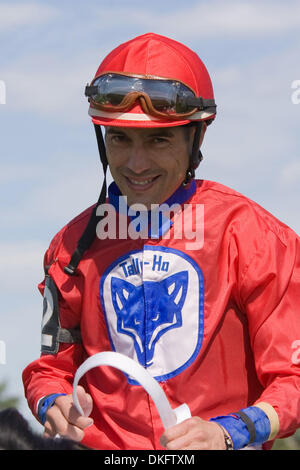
[
  {"x1": 64, "y1": 125, "x2": 108, "y2": 275},
  {"x1": 183, "y1": 122, "x2": 203, "y2": 186}
]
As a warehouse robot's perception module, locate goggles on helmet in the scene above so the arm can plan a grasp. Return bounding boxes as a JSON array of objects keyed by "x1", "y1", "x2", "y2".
[{"x1": 85, "y1": 72, "x2": 216, "y2": 121}]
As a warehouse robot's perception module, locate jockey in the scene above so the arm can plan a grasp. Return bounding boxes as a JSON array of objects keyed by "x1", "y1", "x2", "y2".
[{"x1": 22, "y1": 32, "x2": 300, "y2": 450}]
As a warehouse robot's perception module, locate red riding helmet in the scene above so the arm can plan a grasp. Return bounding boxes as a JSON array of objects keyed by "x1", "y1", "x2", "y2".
[{"x1": 86, "y1": 32, "x2": 216, "y2": 128}]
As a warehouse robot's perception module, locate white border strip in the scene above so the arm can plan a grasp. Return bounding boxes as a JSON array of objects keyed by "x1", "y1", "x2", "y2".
[{"x1": 88, "y1": 107, "x2": 215, "y2": 122}]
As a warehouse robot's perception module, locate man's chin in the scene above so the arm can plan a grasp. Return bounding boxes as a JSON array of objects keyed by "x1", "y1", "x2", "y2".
[
  {"x1": 126, "y1": 197, "x2": 158, "y2": 211},
  {"x1": 124, "y1": 189, "x2": 162, "y2": 209}
]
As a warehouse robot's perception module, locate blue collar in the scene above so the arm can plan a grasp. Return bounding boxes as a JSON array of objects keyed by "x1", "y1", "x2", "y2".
[{"x1": 107, "y1": 180, "x2": 196, "y2": 238}]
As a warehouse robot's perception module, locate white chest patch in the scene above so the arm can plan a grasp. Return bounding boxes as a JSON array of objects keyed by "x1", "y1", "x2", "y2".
[{"x1": 100, "y1": 246, "x2": 204, "y2": 383}]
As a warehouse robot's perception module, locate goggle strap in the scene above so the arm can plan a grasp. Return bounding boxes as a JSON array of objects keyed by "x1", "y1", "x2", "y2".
[
  {"x1": 185, "y1": 96, "x2": 216, "y2": 111},
  {"x1": 64, "y1": 125, "x2": 108, "y2": 275},
  {"x1": 85, "y1": 85, "x2": 98, "y2": 97}
]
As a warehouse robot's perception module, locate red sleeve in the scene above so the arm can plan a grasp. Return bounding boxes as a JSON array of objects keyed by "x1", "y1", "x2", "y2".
[
  {"x1": 22, "y1": 226, "x2": 85, "y2": 420},
  {"x1": 240, "y1": 217, "x2": 300, "y2": 438}
]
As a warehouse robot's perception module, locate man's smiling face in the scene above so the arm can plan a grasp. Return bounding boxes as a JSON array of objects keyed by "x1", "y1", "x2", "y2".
[{"x1": 105, "y1": 126, "x2": 194, "y2": 209}]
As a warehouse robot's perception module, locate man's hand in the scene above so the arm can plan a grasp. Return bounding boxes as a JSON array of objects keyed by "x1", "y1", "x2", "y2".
[
  {"x1": 43, "y1": 385, "x2": 94, "y2": 442},
  {"x1": 160, "y1": 416, "x2": 227, "y2": 450}
]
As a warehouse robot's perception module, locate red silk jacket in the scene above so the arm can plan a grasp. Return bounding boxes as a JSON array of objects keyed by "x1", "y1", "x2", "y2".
[{"x1": 23, "y1": 180, "x2": 300, "y2": 450}]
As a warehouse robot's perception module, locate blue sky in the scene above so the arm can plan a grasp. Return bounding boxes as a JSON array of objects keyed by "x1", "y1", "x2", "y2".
[{"x1": 0, "y1": 0, "x2": 299, "y2": 431}]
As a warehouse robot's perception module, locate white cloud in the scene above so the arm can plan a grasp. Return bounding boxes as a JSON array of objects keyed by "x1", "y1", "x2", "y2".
[
  {"x1": 281, "y1": 160, "x2": 300, "y2": 186},
  {"x1": 192, "y1": 37, "x2": 300, "y2": 236},
  {"x1": 1, "y1": 47, "x2": 107, "y2": 124},
  {"x1": 0, "y1": 147, "x2": 110, "y2": 244},
  {"x1": 0, "y1": 241, "x2": 46, "y2": 293},
  {"x1": 96, "y1": 1, "x2": 300, "y2": 38},
  {"x1": 2, "y1": 53, "x2": 89, "y2": 123},
  {"x1": 0, "y1": 2, "x2": 58, "y2": 32},
  {"x1": 5, "y1": 0, "x2": 299, "y2": 41},
  {"x1": 2, "y1": 1, "x2": 300, "y2": 123},
  {"x1": 174, "y1": 1, "x2": 300, "y2": 37},
  {"x1": 0, "y1": 163, "x2": 41, "y2": 184}
]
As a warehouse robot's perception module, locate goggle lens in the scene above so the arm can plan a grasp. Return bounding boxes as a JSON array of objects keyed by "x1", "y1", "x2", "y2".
[{"x1": 90, "y1": 74, "x2": 196, "y2": 114}]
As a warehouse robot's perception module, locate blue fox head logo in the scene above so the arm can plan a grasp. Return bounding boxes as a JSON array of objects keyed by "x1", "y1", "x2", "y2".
[{"x1": 111, "y1": 271, "x2": 188, "y2": 367}]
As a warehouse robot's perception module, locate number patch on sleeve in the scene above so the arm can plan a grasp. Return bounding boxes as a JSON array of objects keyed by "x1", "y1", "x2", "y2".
[
  {"x1": 41, "y1": 275, "x2": 82, "y2": 355},
  {"x1": 41, "y1": 275, "x2": 61, "y2": 354}
]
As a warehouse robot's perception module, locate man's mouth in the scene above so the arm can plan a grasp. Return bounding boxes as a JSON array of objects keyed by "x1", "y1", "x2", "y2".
[{"x1": 125, "y1": 175, "x2": 160, "y2": 190}]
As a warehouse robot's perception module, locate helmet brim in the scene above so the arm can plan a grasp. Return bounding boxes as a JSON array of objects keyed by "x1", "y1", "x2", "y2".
[{"x1": 89, "y1": 105, "x2": 215, "y2": 128}]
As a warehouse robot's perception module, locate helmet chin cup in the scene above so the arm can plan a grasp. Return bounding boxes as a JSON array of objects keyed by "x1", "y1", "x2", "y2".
[
  {"x1": 182, "y1": 169, "x2": 194, "y2": 187},
  {"x1": 182, "y1": 150, "x2": 203, "y2": 187}
]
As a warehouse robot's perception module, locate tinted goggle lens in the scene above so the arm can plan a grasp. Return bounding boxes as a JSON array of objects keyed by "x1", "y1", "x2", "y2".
[{"x1": 89, "y1": 74, "x2": 196, "y2": 114}]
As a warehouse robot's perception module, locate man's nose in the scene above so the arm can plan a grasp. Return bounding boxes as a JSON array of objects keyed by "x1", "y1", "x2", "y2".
[{"x1": 126, "y1": 143, "x2": 151, "y2": 174}]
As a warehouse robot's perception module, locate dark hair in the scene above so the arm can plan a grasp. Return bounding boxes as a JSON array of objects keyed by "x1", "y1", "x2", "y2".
[{"x1": 0, "y1": 408, "x2": 87, "y2": 450}]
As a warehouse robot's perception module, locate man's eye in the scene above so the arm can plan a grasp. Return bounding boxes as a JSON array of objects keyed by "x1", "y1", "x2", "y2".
[
  {"x1": 153, "y1": 137, "x2": 168, "y2": 144},
  {"x1": 111, "y1": 134, "x2": 126, "y2": 143}
]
